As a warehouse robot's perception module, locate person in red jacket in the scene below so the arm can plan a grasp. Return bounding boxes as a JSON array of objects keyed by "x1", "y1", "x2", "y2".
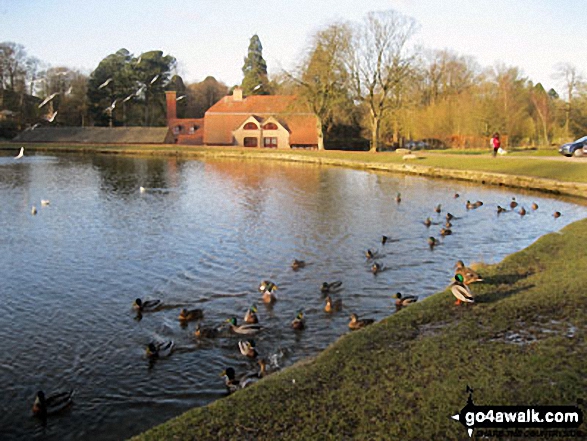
[{"x1": 491, "y1": 132, "x2": 501, "y2": 157}]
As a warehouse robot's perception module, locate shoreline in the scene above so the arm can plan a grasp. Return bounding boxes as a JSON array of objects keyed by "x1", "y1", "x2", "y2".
[{"x1": 3, "y1": 142, "x2": 587, "y2": 200}]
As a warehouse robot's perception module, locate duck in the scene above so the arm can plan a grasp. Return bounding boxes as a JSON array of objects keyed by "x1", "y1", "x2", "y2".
[
  {"x1": 395, "y1": 192, "x2": 402, "y2": 203},
  {"x1": 531, "y1": 202, "x2": 539, "y2": 210},
  {"x1": 244, "y1": 304, "x2": 259, "y2": 324},
  {"x1": 238, "y1": 339, "x2": 258, "y2": 358},
  {"x1": 146, "y1": 340, "x2": 175, "y2": 358},
  {"x1": 31, "y1": 206, "x2": 37, "y2": 215},
  {"x1": 381, "y1": 235, "x2": 388, "y2": 245},
  {"x1": 445, "y1": 221, "x2": 453, "y2": 228},
  {"x1": 446, "y1": 212, "x2": 454, "y2": 221},
  {"x1": 450, "y1": 274, "x2": 475, "y2": 305},
  {"x1": 394, "y1": 292, "x2": 418, "y2": 309},
  {"x1": 291, "y1": 311, "x2": 305, "y2": 330},
  {"x1": 221, "y1": 367, "x2": 241, "y2": 393},
  {"x1": 428, "y1": 237, "x2": 438, "y2": 249},
  {"x1": 553, "y1": 211, "x2": 561, "y2": 219},
  {"x1": 454, "y1": 193, "x2": 460, "y2": 198},
  {"x1": 32, "y1": 390, "x2": 74, "y2": 417},
  {"x1": 178, "y1": 308, "x2": 203, "y2": 322},
  {"x1": 41, "y1": 199, "x2": 50, "y2": 206},
  {"x1": 259, "y1": 280, "x2": 278, "y2": 293},
  {"x1": 455, "y1": 260, "x2": 483, "y2": 285},
  {"x1": 291, "y1": 259, "x2": 306, "y2": 270},
  {"x1": 365, "y1": 249, "x2": 378, "y2": 259},
  {"x1": 423, "y1": 217, "x2": 432, "y2": 227},
  {"x1": 324, "y1": 295, "x2": 342, "y2": 313},
  {"x1": 221, "y1": 363, "x2": 266, "y2": 393},
  {"x1": 133, "y1": 298, "x2": 161, "y2": 312},
  {"x1": 440, "y1": 228, "x2": 452, "y2": 237},
  {"x1": 435, "y1": 204, "x2": 442, "y2": 214},
  {"x1": 262, "y1": 289, "x2": 276, "y2": 304},
  {"x1": 466, "y1": 200, "x2": 483, "y2": 209},
  {"x1": 194, "y1": 323, "x2": 219, "y2": 338},
  {"x1": 227, "y1": 317, "x2": 263, "y2": 335},
  {"x1": 510, "y1": 197, "x2": 518, "y2": 209},
  {"x1": 321, "y1": 281, "x2": 343, "y2": 295},
  {"x1": 497, "y1": 205, "x2": 507, "y2": 214},
  {"x1": 519, "y1": 207, "x2": 527, "y2": 216},
  {"x1": 349, "y1": 313, "x2": 375, "y2": 330},
  {"x1": 371, "y1": 262, "x2": 382, "y2": 274}
]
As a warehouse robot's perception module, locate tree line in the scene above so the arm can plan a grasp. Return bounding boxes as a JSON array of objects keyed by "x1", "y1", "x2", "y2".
[{"x1": 1, "y1": 8, "x2": 586, "y2": 149}]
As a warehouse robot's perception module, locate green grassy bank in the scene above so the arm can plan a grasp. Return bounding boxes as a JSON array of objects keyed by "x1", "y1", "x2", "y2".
[
  {"x1": 3, "y1": 143, "x2": 587, "y2": 198},
  {"x1": 132, "y1": 219, "x2": 587, "y2": 440}
]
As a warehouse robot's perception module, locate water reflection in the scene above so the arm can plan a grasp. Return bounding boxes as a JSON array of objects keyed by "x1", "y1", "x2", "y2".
[{"x1": 0, "y1": 153, "x2": 585, "y2": 441}]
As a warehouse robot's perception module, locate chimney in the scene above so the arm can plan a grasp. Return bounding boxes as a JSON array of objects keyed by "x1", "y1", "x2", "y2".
[
  {"x1": 232, "y1": 87, "x2": 243, "y2": 102},
  {"x1": 165, "y1": 91, "x2": 177, "y2": 122}
]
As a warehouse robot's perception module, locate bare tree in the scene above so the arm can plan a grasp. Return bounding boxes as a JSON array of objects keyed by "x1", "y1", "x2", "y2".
[
  {"x1": 346, "y1": 10, "x2": 418, "y2": 151},
  {"x1": 553, "y1": 62, "x2": 582, "y2": 139}
]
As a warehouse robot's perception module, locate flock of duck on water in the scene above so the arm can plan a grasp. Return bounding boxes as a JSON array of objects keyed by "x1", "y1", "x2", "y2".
[{"x1": 31, "y1": 185, "x2": 564, "y2": 419}]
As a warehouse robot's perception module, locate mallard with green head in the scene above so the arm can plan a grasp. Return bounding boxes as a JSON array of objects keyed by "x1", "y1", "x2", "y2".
[
  {"x1": 259, "y1": 280, "x2": 278, "y2": 293},
  {"x1": 244, "y1": 304, "x2": 259, "y2": 324},
  {"x1": 450, "y1": 274, "x2": 474, "y2": 305},
  {"x1": 324, "y1": 295, "x2": 342, "y2": 313},
  {"x1": 291, "y1": 311, "x2": 305, "y2": 330},
  {"x1": 455, "y1": 260, "x2": 483, "y2": 285},
  {"x1": 32, "y1": 390, "x2": 74, "y2": 418},
  {"x1": 146, "y1": 340, "x2": 175, "y2": 358},
  {"x1": 178, "y1": 308, "x2": 203, "y2": 322},
  {"x1": 133, "y1": 298, "x2": 161, "y2": 312},
  {"x1": 349, "y1": 313, "x2": 375, "y2": 330},
  {"x1": 238, "y1": 339, "x2": 258, "y2": 358},
  {"x1": 227, "y1": 317, "x2": 263, "y2": 335},
  {"x1": 428, "y1": 236, "x2": 438, "y2": 249},
  {"x1": 394, "y1": 292, "x2": 418, "y2": 309}
]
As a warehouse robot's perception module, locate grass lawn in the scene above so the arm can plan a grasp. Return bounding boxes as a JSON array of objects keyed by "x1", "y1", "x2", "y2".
[{"x1": 132, "y1": 218, "x2": 587, "y2": 441}]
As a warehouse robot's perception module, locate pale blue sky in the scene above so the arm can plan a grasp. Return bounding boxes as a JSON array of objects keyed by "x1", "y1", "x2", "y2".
[{"x1": 1, "y1": 0, "x2": 584, "y2": 92}]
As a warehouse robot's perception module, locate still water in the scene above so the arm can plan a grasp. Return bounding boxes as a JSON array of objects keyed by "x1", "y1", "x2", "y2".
[{"x1": 0, "y1": 152, "x2": 585, "y2": 440}]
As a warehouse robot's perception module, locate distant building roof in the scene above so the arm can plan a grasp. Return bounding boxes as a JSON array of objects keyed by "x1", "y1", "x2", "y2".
[{"x1": 14, "y1": 127, "x2": 171, "y2": 144}]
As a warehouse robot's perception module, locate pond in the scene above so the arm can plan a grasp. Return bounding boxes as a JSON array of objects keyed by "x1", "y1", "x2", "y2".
[{"x1": 1, "y1": 152, "x2": 585, "y2": 440}]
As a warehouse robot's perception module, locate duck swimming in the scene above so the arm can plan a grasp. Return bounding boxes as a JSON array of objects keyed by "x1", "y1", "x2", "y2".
[
  {"x1": 424, "y1": 217, "x2": 432, "y2": 228},
  {"x1": 381, "y1": 235, "x2": 388, "y2": 245},
  {"x1": 349, "y1": 313, "x2": 375, "y2": 330},
  {"x1": 178, "y1": 308, "x2": 203, "y2": 322},
  {"x1": 194, "y1": 323, "x2": 219, "y2": 338},
  {"x1": 553, "y1": 211, "x2": 561, "y2": 218},
  {"x1": 394, "y1": 292, "x2": 418, "y2": 309},
  {"x1": 259, "y1": 280, "x2": 278, "y2": 293},
  {"x1": 440, "y1": 228, "x2": 452, "y2": 237},
  {"x1": 291, "y1": 259, "x2": 306, "y2": 270},
  {"x1": 291, "y1": 311, "x2": 305, "y2": 330},
  {"x1": 324, "y1": 295, "x2": 342, "y2": 313},
  {"x1": 395, "y1": 192, "x2": 401, "y2": 203},
  {"x1": 321, "y1": 281, "x2": 343, "y2": 295},
  {"x1": 450, "y1": 274, "x2": 474, "y2": 305},
  {"x1": 466, "y1": 200, "x2": 483, "y2": 210},
  {"x1": 428, "y1": 237, "x2": 438, "y2": 249},
  {"x1": 146, "y1": 340, "x2": 175, "y2": 358},
  {"x1": 371, "y1": 262, "x2": 383, "y2": 274},
  {"x1": 510, "y1": 197, "x2": 518, "y2": 209},
  {"x1": 244, "y1": 304, "x2": 259, "y2": 324},
  {"x1": 497, "y1": 205, "x2": 507, "y2": 214},
  {"x1": 531, "y1": 202, "x2": 538, "y2": 210},
  {"x1": 32, "y1": 390, "x2": 74, "y2": 418},
  {"x1": 133, "y1": 298, "x2": 161, "y2": 312},
  {"x1": 227, "y1": 317, "x2": 263, "y2": 335},
  {"x1": 435, "y1": 204, "x2": 442, "y2": 214},
  {"x1": 365, "y1": 249, "x2": 378, "y2": 259},
  {"x1": 238, "y1": 339, "x2": 258, "y2": 358}
]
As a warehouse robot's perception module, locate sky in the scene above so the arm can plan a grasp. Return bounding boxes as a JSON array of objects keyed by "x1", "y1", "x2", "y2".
[{"x1": 1, "y1": 0, "x2": 584, "y2": 92}]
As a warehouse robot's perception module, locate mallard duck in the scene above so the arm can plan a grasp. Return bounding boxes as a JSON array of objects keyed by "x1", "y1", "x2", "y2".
[
  {"x1": 510, "y1": 197, "x2": 518, "y2": 209},
  {"x1": 424, "y1": 217, "x2": 432, "y2": 227},
  {"x1": 365, "y1": 249, "x2": 377, "y2": 259},
  {"x1": 324, "y1": 295, "x2": 342, "y2": 313},
  {"x1": 227, "y1": 317, "x2": 263, "y2": 335},
  {"x1": 259, "y1": 280, "x2": 278, "y2": 293},
  {"x1": 519, "y1": 207, "x2": 527, "y2": 216},
  {"x1": 221, "y1": 367, "x2": 242, "y2": 394},
  {"x1": 394, "y1": 292, "x2": 418, "y2": 309},
  {"x1": 497, "y1": 205, "x2": 507, "y2": 214},
  {"x1": 446, "y1": 212, "x2": 454, "y2": 221},
  {"x1": 31, "y1": 206, "x2": 37, "y2": 215},
  {"x1": 41, "y1": 199, "x2": 50, "y2": 206},
  {"x1": 454, "y1": 193, "x2": 460, "y2": 199},
  {"x1": 381, "y1": 235, "x2": 388, "y2": 245},
  {"x1": 221, "y1": 363, "x2": 266, "y2": 393},
  {"x1": 146, "y1": 340, "x2": 175, "y2": 358},
  {"x1": 178, "y1": 308, "x2": 203, "y2": 322},
  {"x1": 455, "y1": 260, "x2": 483, "y2": 285},
  {"x1": 321, "y1": 281, "x2": 342, "y2": 294},
  {"x1": 445, "y1": 221, "x2": 453, "y2": 228},
  {"x1": 238, "y1": 339, "x2": 258, "y2": 358},
  {"x1": 466, "y1": 200, "x2": 483, "y2": 209},
  {"x1": 371, "y1": 262, "x2": 382, "y2": 274},
  {"x1": 194, "y1": 323, "x2": 219, "y2": 338},
  {"x1": 349, "y1": 313, "x2": 375, "y2": 330},
  {"x1": 291, "y1": 259, "x2": 306, "y2": 270},
  {"x1": 450, "y1": 274, "x2": 474, "y2": 305},
  {"x1": 262, "y1": 290, "x2": 276, "y2": 304},
  {"x1": 553, "y1": 211, "x2": 561, "y2": 218},
  {"x1": 440, "y1": 228, "x2": 452, "y2": 236},
  {"x1": 133, "y1": 298, "x2": 161, "y2": 312},
  {"x1": 435, "y1": 204, "x2": 442, "y2": 213},
  {"x1": 531, "y1": 202, "x2": 538, "y2": 210},
  {"x1": 395, "y1": 192, "x2": 402, "y2": 203},
  {"x1": 244, "y1": 304, "x2": 259, "y2": 324},
  {"x1": 428, "y1": 236, "x2": 438, "y2": 249},
  {"x1": 32, "y1": 390, "x2": 74, "y2": 417},
  {"x1": 291, "y1": 311, "x2": 305, "y2": 330}
]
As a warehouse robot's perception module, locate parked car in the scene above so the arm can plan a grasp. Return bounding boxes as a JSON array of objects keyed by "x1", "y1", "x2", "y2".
[{"x1": 559, "y1": 136, "x2": 587, "y2": 157}]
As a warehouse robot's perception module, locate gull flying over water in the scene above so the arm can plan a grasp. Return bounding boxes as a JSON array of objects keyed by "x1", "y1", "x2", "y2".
[
  {"x1": 38, "y1": 93, "x2": 59, "y2": 109},
  {"x1": 14, "y1": 147, "x2": 24, "y2": 159},
  {"x1": 98, "y1": 78, "x2": 113, "y2": 89}
]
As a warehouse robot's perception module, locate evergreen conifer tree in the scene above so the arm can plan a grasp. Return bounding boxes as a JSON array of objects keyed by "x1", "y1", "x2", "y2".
[{"x1": 241, "y1": 35, "x2": 270, "y2": 95}]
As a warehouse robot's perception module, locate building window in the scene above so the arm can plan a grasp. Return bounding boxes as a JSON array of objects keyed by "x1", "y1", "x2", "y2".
[
  {"x1": 263, "y1": 137, "x2": 278, "y2": 148},
  {"x1": 173, "y1": 125, "x2": 183, "y2": 135},
  {"x1": 244, "y1": 137, "x2": 258, "y2": 147},
  {"x1": 244, "y1": 122, "x2": 258, "y2": 130},
  {"x1": 263, "y1": 122, "x2": 278, "y2": 130}
]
